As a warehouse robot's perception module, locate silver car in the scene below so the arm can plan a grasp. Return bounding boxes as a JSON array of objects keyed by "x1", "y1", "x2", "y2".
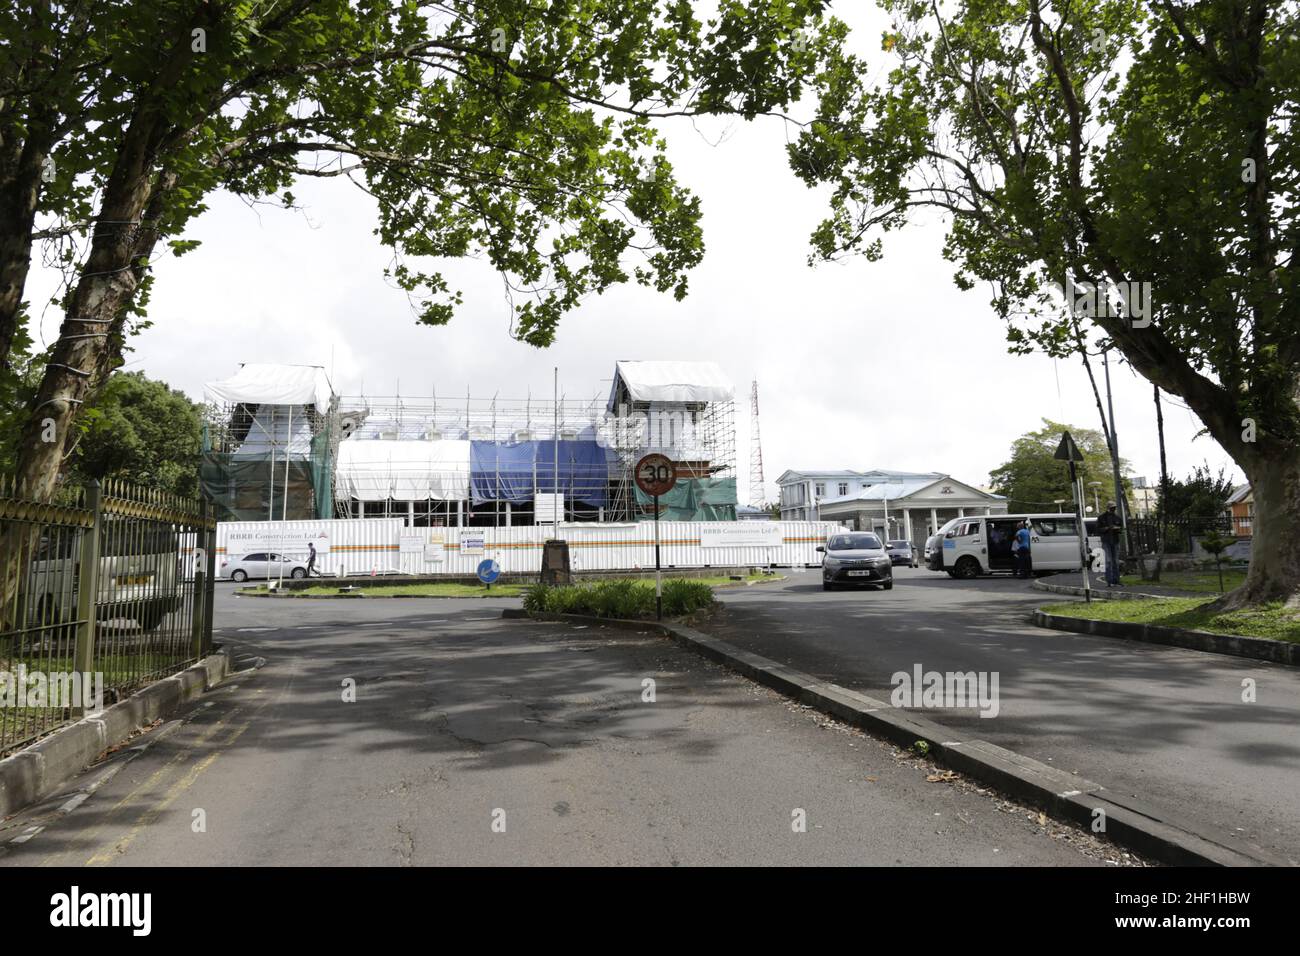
[
  {"x1": 817, "y1": 532, "x2": 894, "y2": 591},
  {"x1": 222, "y1": 551, "x2": 308, "y2": 582}
]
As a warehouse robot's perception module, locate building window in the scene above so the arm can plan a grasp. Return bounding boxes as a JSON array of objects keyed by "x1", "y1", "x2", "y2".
[
  {"x1": 815, "y1": 482, "x2": 825, "y2": 498},
  {"x1": 837, "y1": 482, "x2": 848, "y2": 496}
]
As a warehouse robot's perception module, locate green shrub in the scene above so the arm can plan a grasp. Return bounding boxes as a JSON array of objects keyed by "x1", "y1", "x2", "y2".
[
  {"x1": 525, "y1": 577, "x2": 714, "y2": 619},
  {"x1": 660, "y1": 578, "x2": 715, "y2": 616},
  {"x1": 522, "y1": 582, "x2": 550, "y2": 613}
]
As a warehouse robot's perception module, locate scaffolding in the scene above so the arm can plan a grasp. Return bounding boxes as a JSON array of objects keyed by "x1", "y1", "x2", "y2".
[
  {"x1": 330, "y1": 363, "x2": 737, "y2": 526},
  {"x1": 199, "y1": 361, "x2": 737, "y2": 527},
  {"x1": 199, "y1": 365, "x2": 340, "y2": 522}
]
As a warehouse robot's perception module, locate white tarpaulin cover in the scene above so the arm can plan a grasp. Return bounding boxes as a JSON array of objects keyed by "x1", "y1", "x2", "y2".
[
  {"x1": 607, "y1": 360, "x2": 734, "y2": 408},
  {"x1": 233, "y1": 405, "x2": 314, "y2": 458},
  {"x1": 335, "y1": 438, "x2": 471, "y2": 501},
  {"x1": 206, "y1": 363, "x2": 334, "y2": 415}
]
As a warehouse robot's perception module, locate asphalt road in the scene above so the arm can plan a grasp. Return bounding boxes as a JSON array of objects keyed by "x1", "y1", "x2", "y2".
[
  {"x1": 709, "y1": 568, "x2": 1300, "y2": 864},
  {"x1": 0, "y1": 584, "x2": 1124, "y2": 866}
]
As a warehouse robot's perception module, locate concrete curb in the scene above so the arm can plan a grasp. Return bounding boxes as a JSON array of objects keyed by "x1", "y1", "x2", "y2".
[
  {"x1": 1033, "y1": 608, "x2": 1299, "y2": 666},
  {"x1": 1033, "y1": 580, "x2": 1159, "y2": 600},
  {"x1": 0, "y1": 649, "x2": 232, "y2": 820},
  {"x1": 509, "y1": 609, "x2": 1276, "y2": 866}
]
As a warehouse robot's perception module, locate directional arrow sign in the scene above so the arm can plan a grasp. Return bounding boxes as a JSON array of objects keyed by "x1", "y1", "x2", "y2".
[{"x1": 1054, "y1": 431, "x2": 1085, "y2": 463}]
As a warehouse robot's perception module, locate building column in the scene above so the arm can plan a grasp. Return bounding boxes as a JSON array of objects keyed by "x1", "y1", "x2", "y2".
[
  {"x1": 505, "y1": 501, "x2": 512, "y2": 527},
  {"x1": 902, "y1": 507, "x2": 911, "y2": 543},
  {"x1": 930, "y1": 507, "x2": 938, "y2": 536},
  {"x1": 457, "y1": 499, "x2": 464, "y2": 527},
  {"x1": 958, "y1": 507, "x2": 965, "y2": 518}
]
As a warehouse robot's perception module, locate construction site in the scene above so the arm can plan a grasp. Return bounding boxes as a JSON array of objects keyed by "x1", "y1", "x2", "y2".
[{"x1": 200, "y1": 360, "x2": 740, "y2": 527}]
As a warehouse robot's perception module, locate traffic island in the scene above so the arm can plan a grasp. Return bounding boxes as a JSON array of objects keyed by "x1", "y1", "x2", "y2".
[
  {"x1": 505, "y1": 608, "x2": 1278, "y2": 866},
  {"x1": 1034, "y1": 600, "x2": 1300, "y2": 666}
]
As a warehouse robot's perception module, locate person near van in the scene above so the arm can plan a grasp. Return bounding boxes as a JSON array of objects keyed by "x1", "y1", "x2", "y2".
[
  {"x1": 307, "y1": 542, "x2": 318, "y2": 577},
  {"x1": 1097, "y1": 502, "x2": 1123, "y2": 586},
  {"x1": 1012, "y1": 520, "x2": 1033, "y2": 578}
]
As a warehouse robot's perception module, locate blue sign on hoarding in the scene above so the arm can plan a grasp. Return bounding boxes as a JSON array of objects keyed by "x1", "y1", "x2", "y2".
[{"x1": 476, "y1": 559, "x2": 501, "y2": 584}]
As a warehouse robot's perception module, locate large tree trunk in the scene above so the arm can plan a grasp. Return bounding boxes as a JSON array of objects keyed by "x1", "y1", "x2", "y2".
[{"x1": 1219, "y1": 449, "x2": 1300, "y2": 610}]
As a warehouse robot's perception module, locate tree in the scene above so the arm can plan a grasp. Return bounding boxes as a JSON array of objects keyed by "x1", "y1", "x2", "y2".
[
  {"x1": 0, "y1": 360, "x2": 200, "y2": 493},
  {"x1": 989, "y1": 419, "x2": 1128, "y2": 513},
  {"x1": 1, "y1": 0, "x2": 839, "y2": 506},
  {"x1": 792, "y1": 1, "x2": 1300, "y2": 609},
  {"x1": 75, "y1": 371, "x2": 202, "y2": 496},
  {"x1": 1159, "y1": 462, "x2": 1235, "y2": 532}
]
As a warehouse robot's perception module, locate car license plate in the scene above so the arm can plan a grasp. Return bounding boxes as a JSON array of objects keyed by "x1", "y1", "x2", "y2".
[
  {"x1": 116, "y1": 574, "x2": 153, "y2": 586},
  {"x1": 847, "y1": 570, "x2": 872, "y2": 576}
]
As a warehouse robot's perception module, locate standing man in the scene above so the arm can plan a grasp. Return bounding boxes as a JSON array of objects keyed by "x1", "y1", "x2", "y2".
[
  {"x1": 306, "y1": 541, "x2": 318, "y2": 577},
  {"x1": 1013, "y1": 520, "x2": 1033, "y2": 579},
  {"x1": 1097, "y1": 501, "x2": 1123, "y2": 587}
]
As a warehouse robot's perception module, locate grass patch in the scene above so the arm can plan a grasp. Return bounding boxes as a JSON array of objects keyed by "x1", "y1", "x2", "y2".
[
  {"x1": 523, "y1": 578, "x2": 716, "y2": 619},
  {"x1": 1116, "y1": 567, "x2": 1249, "y2": 593},
  {"x1": 1043, "y1": 596, "x2": 1300, "y2": 644}
]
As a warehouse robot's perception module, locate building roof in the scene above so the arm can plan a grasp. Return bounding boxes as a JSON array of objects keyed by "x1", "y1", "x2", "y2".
[
  {"x1": 206, "y1": 363, "x2": 335, "y2": 415},
  {"x1": 1226, "y1": 485, "x2": 1253, "y2": 505},
  {"x1": 606, "y1": 360, "x2": 734, "y2": 409},
  {"x1": 818, "y1": 474, "x2": 1005, "y2": 508},
  {"x1": 777, "y1": 468, "x2": 944, "y2": 483}
]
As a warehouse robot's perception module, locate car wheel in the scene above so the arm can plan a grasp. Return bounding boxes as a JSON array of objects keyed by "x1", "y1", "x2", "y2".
[
  {"x1": 291, "y1": 567, "x2": 307, "y2": 579},
  {"x1": 231, "y1": 569, "x2": 248, "y2": 582},
  {"x1": 954, "y1": 556, "x2": 981, "y2": 579},
  {"x1": 883, "y1": 580, "x2": 893, "y2": 590},
  {"x1": 822, "y1": 582, "x2": 832, "y2": 591}
]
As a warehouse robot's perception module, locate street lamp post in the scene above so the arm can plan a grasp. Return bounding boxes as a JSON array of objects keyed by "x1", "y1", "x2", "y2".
[
  {"x1": 1088, "y1": 481, "x2": 1102, "y2": 515},
  {"x1": 1054, "y1": 499, "x2": 1065, "y2": 514}
]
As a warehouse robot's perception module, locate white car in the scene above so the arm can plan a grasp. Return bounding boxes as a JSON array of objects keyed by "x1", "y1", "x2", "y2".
[{"x1": 222, "y1": 551, "x2": 308, "y2": 582}]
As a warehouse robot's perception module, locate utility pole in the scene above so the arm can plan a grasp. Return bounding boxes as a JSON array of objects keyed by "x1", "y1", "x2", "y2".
[
  {"x1": 749, "y1": 380, "x2": 765, "y2": 509},
  {"x1": 1103, "y1": 347, "x2": 1129, "y2": 532}
]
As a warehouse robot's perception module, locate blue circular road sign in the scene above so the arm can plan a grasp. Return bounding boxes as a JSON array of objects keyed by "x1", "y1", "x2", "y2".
[{"x1": 476, "y1": 559, "x2": 501, "y2": 584}]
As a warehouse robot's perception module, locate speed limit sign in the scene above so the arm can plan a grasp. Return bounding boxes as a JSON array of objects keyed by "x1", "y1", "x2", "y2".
[{"x1": 635, "y1": 454, "x2": 677, "y2": 497}]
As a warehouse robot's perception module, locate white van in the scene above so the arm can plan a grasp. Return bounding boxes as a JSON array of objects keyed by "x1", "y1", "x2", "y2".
[
  {"x1": 24, "y1": 522, "x2": 183, "y2": 631},
  {"x1": 938, "y1": 513, "x2": 1103, "y2": 579}
]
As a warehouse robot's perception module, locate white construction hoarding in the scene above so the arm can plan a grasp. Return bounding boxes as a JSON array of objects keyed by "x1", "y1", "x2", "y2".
[{"x1": 216, "y1": 519, "x2": 844, "y2": 577}]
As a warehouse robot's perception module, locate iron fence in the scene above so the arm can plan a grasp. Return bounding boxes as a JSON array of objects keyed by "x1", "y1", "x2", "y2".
[
  {"x1": 1125, "y1": 515, "x2": 1234, "y2": 555},
  {"x1": 0, "y1": 477, "x2": 216, "y2": 756}
]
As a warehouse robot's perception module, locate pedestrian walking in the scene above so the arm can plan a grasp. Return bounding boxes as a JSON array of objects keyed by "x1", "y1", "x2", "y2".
[
  {"x1": 1012, "y1": 520, "x2": 1033, "y2": 579},
  {"x1": 1097, "y1": 501, "x2": 1123, "y2": 586},
  {"x1": 307, "y1": 541, "x2": 318, "y2": 577}
]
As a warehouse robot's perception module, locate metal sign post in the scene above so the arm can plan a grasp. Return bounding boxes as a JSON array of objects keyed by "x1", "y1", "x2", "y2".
[
  {"x1": 1055, "y1": 431, "x2": 1092, "y2": 603},
  {"x1": 635, "y1": 454, "x2": 677, "y2": 621}
]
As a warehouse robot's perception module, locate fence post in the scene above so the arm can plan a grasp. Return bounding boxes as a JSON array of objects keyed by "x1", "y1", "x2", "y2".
[
  {"x1": 191, "y1": 498, "x2": 210, "y2": 660},
  {"x1": 72, "y1": 480, "x2": 101, "y2": 716},
  {"x1": 202, "y1": 505, "x2": 216, "y2": 656}
]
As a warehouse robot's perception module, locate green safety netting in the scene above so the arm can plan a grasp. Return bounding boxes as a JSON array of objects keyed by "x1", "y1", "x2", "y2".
[
  {"x1": 199, "y1": 453, "x2": 331, "y2": 521},
  {"x1": 634, "y1": 476, "x2": 737, "y2": 521}
]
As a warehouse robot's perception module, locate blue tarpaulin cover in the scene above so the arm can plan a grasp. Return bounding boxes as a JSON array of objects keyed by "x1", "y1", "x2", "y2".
[{"x1": 471, "y1": 440, "x2": 608, "y2": 507}]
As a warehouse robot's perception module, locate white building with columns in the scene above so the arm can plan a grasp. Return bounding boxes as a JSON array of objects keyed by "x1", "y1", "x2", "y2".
[{"x1": 776, "y1": 469, "x2": 1007, "y2": 544}]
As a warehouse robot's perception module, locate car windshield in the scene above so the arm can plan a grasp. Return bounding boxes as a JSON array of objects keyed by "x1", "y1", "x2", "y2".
[
  {"x1": 888, "y1": 540, "x2": 909, "y2": 548},
  {"x1": 828, "y1": 534, "x2": 882, "y2": 551}
]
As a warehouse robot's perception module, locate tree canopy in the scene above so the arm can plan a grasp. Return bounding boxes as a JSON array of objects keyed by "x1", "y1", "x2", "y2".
[
  {"x1": 0, "y1": 0, "x2": 839, "y2": 502},
  {"x1": 989, "y1": 418, "x2": 1129, "y2": 513},
  {"x1": 792, "y1": 0, "x2": 1300, "y2": 606}
]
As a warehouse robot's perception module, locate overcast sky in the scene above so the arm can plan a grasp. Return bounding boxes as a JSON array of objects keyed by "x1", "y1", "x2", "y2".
[{"x1": 23, "y1": 3, "x2": 1241, "y2": 504}]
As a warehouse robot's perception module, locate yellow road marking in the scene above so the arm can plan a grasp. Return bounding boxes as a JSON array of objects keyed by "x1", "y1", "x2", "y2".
[{"x1": 85, "y1": 720, "x2": 249, "y2": 866}]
